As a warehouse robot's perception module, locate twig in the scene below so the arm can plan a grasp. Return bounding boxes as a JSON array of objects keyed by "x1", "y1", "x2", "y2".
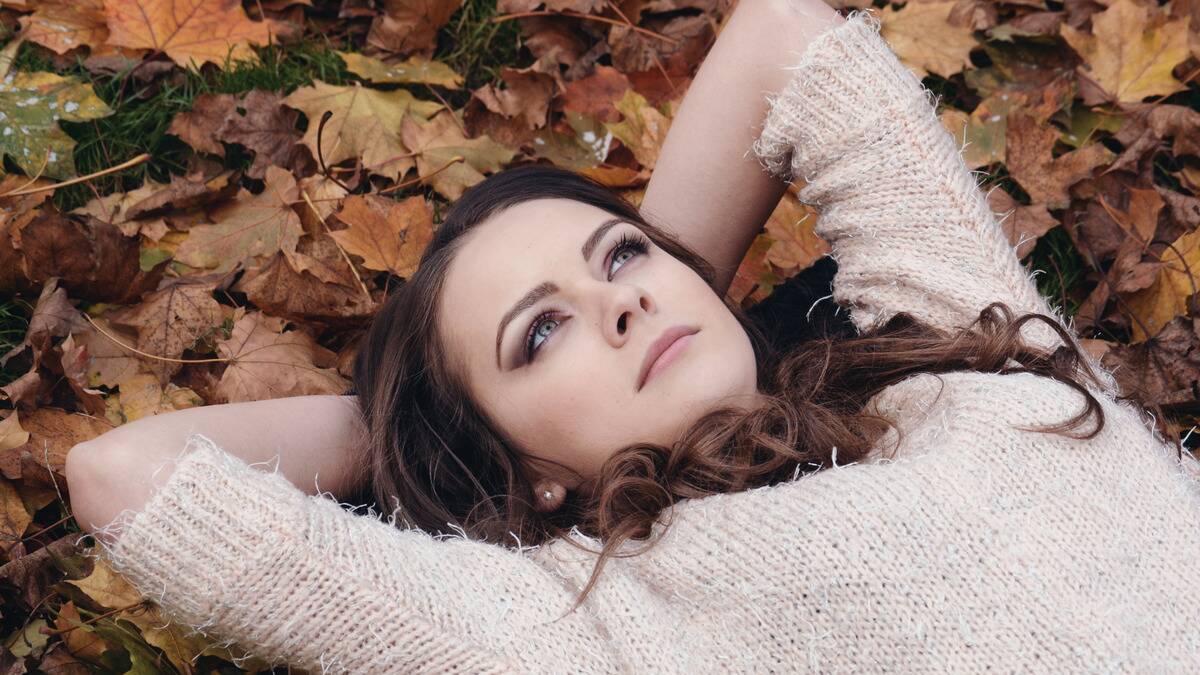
[
  {"x1": 377, "y1": 155, "x2": 465, "y2": 195},
  {"x1": 1, "y1": 154, "x2": 151, "y2": 198},
  {"x1": 491, "y1": 10, "x2": 679, "y2": 45},
  {"x1": 424, "y1": 84, "x2": 467, "y2": 136}
]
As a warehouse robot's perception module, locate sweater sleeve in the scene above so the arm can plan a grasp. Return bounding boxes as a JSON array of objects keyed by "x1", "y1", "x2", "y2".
[
  {"x1": 87, "y1": 433, "x2": 608, "y2": 674},
  {"x1": 751, "y1": 9, "x2": 1072, "y2": 355}
]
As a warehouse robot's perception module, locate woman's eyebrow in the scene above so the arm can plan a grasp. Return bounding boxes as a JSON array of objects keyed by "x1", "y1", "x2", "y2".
[{"x1": 494, "y1": 217, "x2": 629, "y2": 369}]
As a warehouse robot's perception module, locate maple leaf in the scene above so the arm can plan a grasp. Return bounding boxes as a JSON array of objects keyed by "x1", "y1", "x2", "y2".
[
  {"x1": 728, "y1": 235, "x2": 785, "y2": 307},
  {"x1": 71, "y1": 179, "x2": 166, "y2": 238},
  {"x1": 235, "y1": 249, "x2": 377, "y2": 324},
  {"x1": 107, "y1": 278, "x2": 224, "y2": 384},
  {"x1": 1060, "y1": 0, "x2": 1192, "y2": 105},
  {"x1": 986, "y1": 188, "x2": 1059, "y2": 260},
  {"x1": 174, "y1": 166, "x2": 304, "y2": 274},
  {"x1": 559, "y1": 65, "x2": 631, "y2": 123},
  {"x1": 114, "y1": 371, "x2": 203, "y2": 421},
  {"x1": 401, "y1": 110, "x2": 516, "y2": 199},
  {"x1": 879, "y1": 0, "x2": 978, "y2": 79},
  {"x1": 604, "y1": 89, "x2": 672, "y2": 170},
  {"x1": 1101, "y1": 316, "x2": 1200, "y2": 407},
  {"x1": 764, "y1": 192, "x2": 829, "y2": 273},
  {"x1": 367, "y1": 0, "x2": 463, "y2": 56},
  {"x1": 18, "y1": 0, "x2": 108, "y2": 55},
  {"x1": 1004, "y1": 112, "x2": 1113, "y2": 210},
  {"x1": 531, "y1": 112, "x2": 612, "y2": 170},
  {"x1": 0, "y1": 72, "x2": 113, "y2": 178},
  {"x1": 216, "y1": 90, "x2": 311, "y2": 178},
  {"x1": 214, "y1": 309, "x2": 349, "y2": 402},
  {"x1": 14, "y1": 214, "x2": 160, "y2": 303},
  {"x1": 284, "y1": 81, "x2": 442, "y2": 180},
  {"x1": 337, "y1": 51, "x2": 463, "y2": 88},
  {"x1": 61, "y1": 316, "x2": 141, "y2": 388},
  {"x1": 102, "y1": 0, "x2": 273, "y2": 68},
  {"x1": 330, "y1": 194, "x2": 433, "y2": 277},
  {"x1": 167, "y1": 92, "x2": 238, "y2": 156},
  {"x1": 1125, "y1": 224, "x2": 1200, "y2": 343},
  {"x1": 470, "y1": 65, "x2": 557, "y2": 130}
]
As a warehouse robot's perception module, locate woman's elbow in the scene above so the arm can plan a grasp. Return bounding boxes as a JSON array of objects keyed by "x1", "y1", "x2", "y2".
[{"x1": 65, "y1": 441, "x2": 130, "y2": 544}]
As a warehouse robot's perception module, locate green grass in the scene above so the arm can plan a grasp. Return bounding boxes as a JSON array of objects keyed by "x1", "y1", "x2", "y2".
[
  {"x1": 434, "y1": 0, "x2": 531, "y2": 106},
  {"x1": 1027, "y1": 225, "x2": 1090, "y2": 320}
]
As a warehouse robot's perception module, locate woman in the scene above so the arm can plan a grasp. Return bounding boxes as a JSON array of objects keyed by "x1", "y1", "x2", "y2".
[{"x1": 66, "y1": 2, "x2": 1200, "y2": 673}]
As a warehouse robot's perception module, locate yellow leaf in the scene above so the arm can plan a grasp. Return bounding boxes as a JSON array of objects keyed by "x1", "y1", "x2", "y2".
[
  {"x1": 1125, "y1": 226, "x2": 1200, "y2": 342},
  {"x1": 604, "y1": 89, "x2": 671, "y2": 170},
  {"x1": 764, "y1": 192, "x2": 829, "y2": 272},
  {"x1": 337, "y1": 51, "x2": 463, "y2": 88},
  {"x1": 102, "y1": 0, "x2": 272, "y2": 68},
  {"x1": 400, "y1": 110, "x2": 516, "y2": 199},
  {"x1": 879, "y1": 1, "x2": 978, "y2": 79},
  {"x1": 1060, "y1": 0, "x2": 1192, "y2": 104},
  {"x1": 284, "y1": 81, "x2": 442, "y2": 180}
]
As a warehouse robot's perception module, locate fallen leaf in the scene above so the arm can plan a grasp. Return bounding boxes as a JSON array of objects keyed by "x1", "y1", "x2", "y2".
[
  {"x1": 1101, "y1": 315, "x2": 1200, "y2": 405},
  {"x1": 213, "y1": 309, "x2": 349, "y2": 402},
  {"x1": 558, "y1": 65, "x2": 631, "y2": 123},
  {"x1": 987, "y1": 187, "x2": 1060, "y2": 258},
  {"x1": 18, "y1": 0, "x2": 108, "y2": 55},
  {"x1": 0, "y1": 71, "x2": 113, "y2": 178},
  {"x1": 1125, "y1": 223, "x2": 1200, "y2": 342},
  {"x1": 102, "y1": 0, "x2": 273, "y2": 68},
  {"x1": 235, "y1": 249, "x2": 377, "y2": 325},
  {"x1": 13, "y1": 214, "x2": 161, "y2": 303},
  {"x1": 469, "y1": 65, "x2": 556, "y2": 130},
  {"x1": 367, "y1": 0, "x2": 463, "y2": 56},
  {"x1": 604, "y1": 89, "x2": 672, "y2": 170},
  {"x1": 764, "y1": 192, "x2": 829, "y2": 273},
  {"x1": 1005, "y1": 112, "x2": 1113, "y2": 209},
  {"x1": 330, "y1": 194, "x2": 433, "y2": 277},
  {"x1": 174, "y1": 166, "x2": 304, "y2": 274},
  {"x1": 879, "y1": 0, "x2": 979, "y2": 79},
  {"x1": 114, "y1": 372, "x2": 203, "y2": 422},
  {"x1": 106, "y1": 278, "x2": 223, "y2": 383},
  {"x1": 400, "y1": 110, "x2": 516, "y2": 199},
  {"x1": 1060, "y1": 0, "x2": 1192, "y2": 105},
  {"x1": 337, "y1": 51, "x2": 462, "y2": 88},
  {"x1": 284, "y1": 81, "x2": 442, "y2": 179},
  {"x1": 166, "y1": 92, "x2": 238, "y2": 156},
  {"x1": 216, "y1": 90, "x2": 311, "y2": 179}
]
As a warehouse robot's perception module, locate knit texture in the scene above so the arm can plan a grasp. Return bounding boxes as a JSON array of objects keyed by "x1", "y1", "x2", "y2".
[{"x1": 88, "y1": 10, "x2": 1200, "y2": 673}]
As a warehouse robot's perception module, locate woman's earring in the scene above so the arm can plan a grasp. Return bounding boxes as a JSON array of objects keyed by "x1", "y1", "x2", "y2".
[
  {"x1": 542, "y1": 490, "x2": 554, "y2": 502},
  {"x1": 534, "y1": 481, "x2": 565, "y2": 513}
]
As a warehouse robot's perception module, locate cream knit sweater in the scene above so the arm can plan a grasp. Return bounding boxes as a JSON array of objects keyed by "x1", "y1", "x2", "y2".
[{"x1": 90, "y1": 11, "x2": 1200, "y2": 673}]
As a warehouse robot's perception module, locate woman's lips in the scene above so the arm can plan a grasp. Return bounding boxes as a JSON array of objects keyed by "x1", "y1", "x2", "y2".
[{"x1": 637, "y1": 327, "x2": 699, "y2": 391}]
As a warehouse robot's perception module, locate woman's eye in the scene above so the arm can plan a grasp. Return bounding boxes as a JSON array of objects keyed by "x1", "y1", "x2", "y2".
[
  {"x1": 607, "y1": 233, "x2": 649, "y2": 280},
  {"x1": 526, "y1": 313, "x2": 560, "y2": 361}
]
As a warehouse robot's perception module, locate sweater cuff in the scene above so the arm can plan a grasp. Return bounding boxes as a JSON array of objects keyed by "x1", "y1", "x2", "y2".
[
  {"x1": 86, "y1": 433, "x2": 310, "y2": 633},
  {"x1": 752, "y1": 9, "x2": 935, "y2": 181}
]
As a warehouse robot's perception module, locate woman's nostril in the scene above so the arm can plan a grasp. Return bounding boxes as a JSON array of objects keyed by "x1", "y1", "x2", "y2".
[
  {"x1": 640, "y1": 296, "x2": 650, "y2": 312},
  {"x1": 617, "y1": 313, "x2": 628, "y2": 333}
]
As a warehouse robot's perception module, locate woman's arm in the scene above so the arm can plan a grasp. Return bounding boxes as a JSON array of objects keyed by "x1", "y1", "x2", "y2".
[
  {"x1": 640, "y1": 0, "x2": 843, "y2": 295},
  {"x1": 66, "y1": 394, "x2": 367, "y2": 540}
]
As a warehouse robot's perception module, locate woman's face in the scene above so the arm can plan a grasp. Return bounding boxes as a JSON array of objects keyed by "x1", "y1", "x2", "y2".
[{"x1": 438, "y1": 198, "x2": 759, "y2": 488}]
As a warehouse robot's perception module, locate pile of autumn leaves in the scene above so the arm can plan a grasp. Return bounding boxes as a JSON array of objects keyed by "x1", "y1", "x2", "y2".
[{"x1": 0, "y1": 0, "x2": 1198, "y2": 671}]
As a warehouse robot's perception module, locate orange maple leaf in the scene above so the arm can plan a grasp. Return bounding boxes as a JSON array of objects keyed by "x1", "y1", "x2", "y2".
[{"x1": 102, "y1": 0, "x2": 272, "y2": 68}]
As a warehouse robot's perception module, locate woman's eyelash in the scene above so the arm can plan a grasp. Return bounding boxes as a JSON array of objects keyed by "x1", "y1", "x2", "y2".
[{"x1": 523, "y1": 231, "x2": 651, "y2": 363}]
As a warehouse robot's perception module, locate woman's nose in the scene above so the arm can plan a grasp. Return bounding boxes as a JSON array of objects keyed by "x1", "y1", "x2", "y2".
[{"x1": 602, "y1": 284, "x2": 654, "y2": 346}]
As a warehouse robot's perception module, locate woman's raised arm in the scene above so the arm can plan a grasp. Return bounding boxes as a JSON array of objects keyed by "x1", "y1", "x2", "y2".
[
  {"x1": 640, "y1": 0, "x2": 843, "y2": 295},
  {"x1": 65, "y1": 393, "x2": 368, "y2": 542}
]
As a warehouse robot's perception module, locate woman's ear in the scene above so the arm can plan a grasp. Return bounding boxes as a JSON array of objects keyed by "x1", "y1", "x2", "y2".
[{"x1": 532, "y1": 480, "x2": 567, "y2": 513}]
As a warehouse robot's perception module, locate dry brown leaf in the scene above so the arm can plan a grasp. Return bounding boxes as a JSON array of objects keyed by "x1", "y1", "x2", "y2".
[
  {"x1": 603, "y1": 89, "x2": 672, "y2": 170},
  {"x1": 367, "y1": 0, "x2": 463, "y2": 56},
  {"x1": 879, "y1": 0, "x2": 979, "y2": 79},
  {"x1": 174, "y1": 166, "x2": 304, "y2": 274},
  {"x1": 330, "y1": 194, "x2": 433, "y2": 277},
  {"x1": 987, "y1": 188, "x2": 1060, "y2": 258},
  {"x1": 283, "y1": 81, "x2": 442, "y2": 180},
  {"x1": 469, "y1": 66, "x2": 556, "y2": 130},
  {"x1": 102, "y1": 0, "x2": 273, "y2": 67},
  {"x1": 559, "y1": 65, "x2": 632, "y2": 123},
  {"x1": 216, "y1": 90, "x2": 311, "y2": 179},
  {"x1": 400, "y1": 110, "x2": 516, "y2": 199},
  {"x1": 213, "y1": 309, "x2": 349, "y2": 402},
  {"x1": 764, "y1": 192, "x2": 829, "y2": 273},
  {"x1": 106, "y1": 278, "x2": 224, "y2": 384},
  {"x1": 1005, "y1": 112, "x2": 1113, "y2": 209},
  {"x1": 18, "y1": 0, "x2": 108, "y2": 55},
  {"x1": 1101, "y1": 315, "x2": 1200, "y2": 406},
  {"x1": 235, "y1": 249, "x2": 377, "y2": 325}
]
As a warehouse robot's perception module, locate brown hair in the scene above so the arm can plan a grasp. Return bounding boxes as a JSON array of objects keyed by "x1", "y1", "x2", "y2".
[{"x1": 349, "y1": 164, "x2": 1178, "y2": 603}]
